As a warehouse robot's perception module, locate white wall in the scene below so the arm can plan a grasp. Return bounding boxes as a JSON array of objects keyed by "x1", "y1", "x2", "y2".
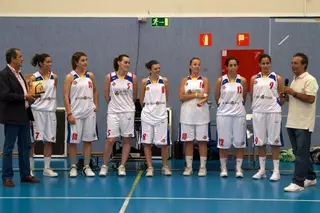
[{"x1": 0, "y1": 0, "x2": 319, "y2": 17}]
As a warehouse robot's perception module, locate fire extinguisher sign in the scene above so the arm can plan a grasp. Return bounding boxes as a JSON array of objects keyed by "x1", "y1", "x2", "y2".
[{"x1": 199, "y1": 33, "x2": 212, "y2": 47}]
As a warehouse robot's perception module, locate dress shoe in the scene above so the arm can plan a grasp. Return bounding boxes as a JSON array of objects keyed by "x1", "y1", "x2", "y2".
[
  {"x1": 21, "y1": 176, "x2": 40, "y2": 183},
  {"x1": 3, "y1": 179, "x2": 15, "y2": 187}
]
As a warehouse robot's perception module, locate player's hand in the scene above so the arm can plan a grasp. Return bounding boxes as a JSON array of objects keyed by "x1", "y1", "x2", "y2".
[
  {"x1": 25, "y1": 94, "x2": 35, "y2": 101},
  {"x1": 197, "y1": 92, "x2": 208, "y2": 99},
  {"x1": 197, "y1": 99, "x2": 207, "y2": 107},
  {"x1": 94, "y1": 106, "x2": 98, "y2": 112},
  {"x1": 196, "y1": 92, "x2": 204, "y2": 98},
  {"x1": 68, "y1": 114, "x2": 76, "y2": 125},
  {"x1": 32, "y1": 94, "x2": 41, "y2": 99}
]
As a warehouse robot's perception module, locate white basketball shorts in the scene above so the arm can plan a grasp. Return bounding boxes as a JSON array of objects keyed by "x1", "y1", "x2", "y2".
[
  {"x1": 140, "y1": 120, "x2": 171, "y2": 146},
  {"x1": 31, "y1": 109, "x2": 57, "y2": 143},
  {"x1": 65, "y1": 111, "x2": 98, "y2": 144},
  {"x1": 252, "y1": 112, "x2": 283, "y2": 146},
  {"x1": 179, "y1": 123, "x2": 211, "y2": 142},
  {"x1": 107, "y1": 112, "x2": 135, "y2": 138},
  {"x1": 216, "y1": 115, "x2": 247, "y2": 149}
]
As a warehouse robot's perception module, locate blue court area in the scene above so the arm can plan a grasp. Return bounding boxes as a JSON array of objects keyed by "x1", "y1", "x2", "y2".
[{"x1": 0, "y1": 158, "x2": 319, "y2": 213}]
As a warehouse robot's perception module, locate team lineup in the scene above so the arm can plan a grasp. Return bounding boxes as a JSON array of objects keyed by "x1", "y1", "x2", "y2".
[{"x1": 1, "y1": 48, "x2": 317, "y2": 192}]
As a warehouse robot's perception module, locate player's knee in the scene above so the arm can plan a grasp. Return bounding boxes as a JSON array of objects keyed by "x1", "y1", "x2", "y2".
[
  {"x1": 185, "y1": 141, "x2": 193, "y2": 145},
  {"x1": 122, "y1": 138, "x2": 131, "y2": 144},
  {"x1": 198, "y1": 141, "x2": 207, "y2": 146},
  {"x1": 143, "y1": 143, "x2": 151, "y2": 148},
  {"x1": 107, "y1": 138, "x2": 116, "y2": 144}
]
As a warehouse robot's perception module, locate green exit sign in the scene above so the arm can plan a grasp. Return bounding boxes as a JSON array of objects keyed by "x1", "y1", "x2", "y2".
[{"x1": 151, "y1": 17, "x2": 170, "y2": 27}]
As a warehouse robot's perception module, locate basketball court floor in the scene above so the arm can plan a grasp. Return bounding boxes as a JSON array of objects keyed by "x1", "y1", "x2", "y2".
[{"x1": 0, "y1": 158, "x2": 319, "y2": 213}]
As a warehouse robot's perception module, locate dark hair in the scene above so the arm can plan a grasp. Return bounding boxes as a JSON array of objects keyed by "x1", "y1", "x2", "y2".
[
  {"x1": 225, "y1": 56, "x2": 239, "y2": 67},
  {"x1": 31, "y1": 53, "x2": 50, "y2": 67},
  {"x1": 113, "y1": 54, "x2": 129, "y2": 71},
  {"x1": 259, "y1": 54, "x2": 272, "y2": 63},
  {"x1": 5, "y1": 48, "x2": 20, "y2": 64},
  {"x1": 293, "y1": 52, "x2": 308, "y2": 70},
  {"x1": 145, "y1": 60, "x2": 159, "y2": 70},
  {"x1": 189, "y1": 57, "x2": 200, "y2": 74},
  {"x1": 71, "y1": 52, "x2": 87, "y2": 70}
]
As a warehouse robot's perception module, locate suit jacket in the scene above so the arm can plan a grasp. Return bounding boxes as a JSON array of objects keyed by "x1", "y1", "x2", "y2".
[{"x1": 0, "y1": 66, "x2": 34, "y2": 125}]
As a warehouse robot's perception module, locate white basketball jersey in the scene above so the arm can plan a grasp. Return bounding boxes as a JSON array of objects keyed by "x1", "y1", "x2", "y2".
[
  {"x1": 141, "y1": 76, "x2": 167, "y2": 125},
  {"x1": 252, "y1": 72, "x2": 281, "y2": 113},
  {"x1": 180, "y1": 75, "x2": 210, "y2": 125},
  {"x1": 69, "y1": 71, "x2": 96, "y2": 119},
  {"x1": 217, "y1": 74, "x2": 246, "y2": 116},
  {"x1": 107, "y1": 71, "x2": 135, "y2": 113},
  {"x1": 31, "y1": 71, "x2": 56, "y2": 112}
]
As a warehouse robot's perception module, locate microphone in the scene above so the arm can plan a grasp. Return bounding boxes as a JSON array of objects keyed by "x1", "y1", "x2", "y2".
[{"x1": 282, "y1": 78, "x2": 289, "y2": 98}]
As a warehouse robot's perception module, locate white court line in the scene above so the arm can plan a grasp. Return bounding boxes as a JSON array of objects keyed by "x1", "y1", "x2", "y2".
[
  {"x1": 119, "y1": 170, "x2": 143, "y2": 213},
  {"x1": 0, "y1": 196, "x2": 320, "y2": 203},
  {"x1": 278, "y1": 35, "x2": 290, "y2": 46}
]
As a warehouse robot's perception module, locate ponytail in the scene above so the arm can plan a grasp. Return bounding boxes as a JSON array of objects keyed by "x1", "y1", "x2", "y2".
[
  {"x1": 31, "y1": 53, "x2": 50, "y2": 67},
  {"x1": 113, "y1": 54, "x2": 129, "y2": 71}
]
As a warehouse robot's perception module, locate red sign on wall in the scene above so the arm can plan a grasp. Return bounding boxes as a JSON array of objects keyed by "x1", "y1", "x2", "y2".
[
  {"x1": 236, "y1": 33, "x2": 250, "y2": 46},
  {"x1": 199, "y1": 33, "x2": 212, "y2": 46}
]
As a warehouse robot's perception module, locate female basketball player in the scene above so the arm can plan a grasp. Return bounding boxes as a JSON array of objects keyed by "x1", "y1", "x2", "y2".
[
  {"x1": 139, "y1": 60, "x2": 171, "y2": 177},
  {"x1": 29, "y1": 53, "x2": 58, "y2": 177},
  {"x1": 215, "y1": 56, "x2": 247, "y2": 178},
  {"x1": 64, "y1": 52, "x2": 99, "y2": 178},
  {"x1": 99, "y1": 54, "x2": 138, "y2": 177},
  {"x1": 250, "y1": 54, "x2": 285, "y2": 181},
  {"x1": 179, "y1": 57, "x2": 210, "y2": 177}
]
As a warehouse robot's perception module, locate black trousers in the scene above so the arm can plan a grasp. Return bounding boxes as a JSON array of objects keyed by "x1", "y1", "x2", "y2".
[
  {"x1": 287, "y1": 128, "x2": 316, "y2": 187},
  {"x1": 2, "y1": 122, "x2": 31, "y2": 180}
]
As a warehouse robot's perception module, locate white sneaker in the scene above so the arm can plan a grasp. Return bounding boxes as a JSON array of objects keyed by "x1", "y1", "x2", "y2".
[
  {"x1": 83, "y1": 165, "x2": 95, "y2": 177},
  {"x1": 99, "y1": 165, "x2": 108, "y2": 177},
  {"x1": 304, "y1": 179, "x2": 317, "y2": 187},
  {"x1": 69, "y1": 164, "x2": 77, "y2": 178},
  {"x1": 183, "y1": 167, "x2": 193, "y2": 176},
  {"x1": 252, "y1": 170, "x2": 266, "y2": 179},
  {"x1": 235, "y1": 168, "x2": 243, "y2": 178},
  {"x1": 198, "y1": 167, "x2": 207, "y2": 177},
  {"x1": 30, "y1": 170, "x2": 35, "y2": 177},
  {"x1": 269, "y1": 170, "x2": 280, "y2": 181},
  {"x1": 43, "y1": 168, "x2": 58, "y2": 177},
  {"x1": 118, "y1": 165, "x2": 126, "y2": 176},
  {"x1": 146, "y1": 167, "x2": 154, "y2": 177},
  {"x1": 162, "y1": 166, "x2": 172, "y2": 176},
  {"x1": 284, "y1": 183, "x2": 304, "y2": 192},
  {"x1": 220, "y1": 168, "x2": 228, "y2": 177}
]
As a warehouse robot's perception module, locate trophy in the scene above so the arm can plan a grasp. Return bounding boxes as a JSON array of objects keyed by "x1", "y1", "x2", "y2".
[{"x1": 24, "y1": 74, "x2": 45, "y2": 96}]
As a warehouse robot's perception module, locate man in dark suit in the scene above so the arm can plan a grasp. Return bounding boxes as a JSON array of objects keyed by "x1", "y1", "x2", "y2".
[{"x1": 0, "y1": 48, "x2": 40, "y2": 187}]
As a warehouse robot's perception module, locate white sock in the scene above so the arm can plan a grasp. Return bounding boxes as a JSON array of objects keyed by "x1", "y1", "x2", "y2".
[
  {"x1": 200, "y1": 157, "x2": 207, "y2": 168},
  {"x1": 29, "y1": 157, "x2": 34, "y2": 170},
  {"x1": 220, "y1": 158, "x2": 227, "y2": 169},
  {"x1": 273, "y1": 159, "x2": 279, "y2": 172},
  {"x1": 236, "y1": 158, "x2": 243, "y2": 169},
  {"x1": 185, "y1": 156, "x2": 193, "y2": 168},
  {"x1": 44, "y1": 157, "x2": 51, "y2": 169},
  {"x1": 259, "y1": 157, "x2": 266, "y2": 171}
]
